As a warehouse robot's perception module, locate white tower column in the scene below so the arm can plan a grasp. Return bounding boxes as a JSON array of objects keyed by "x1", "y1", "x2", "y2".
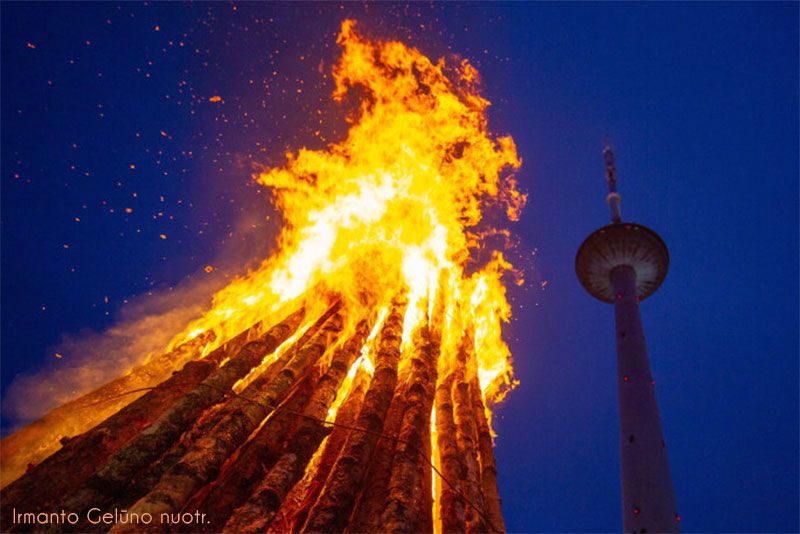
[
  {"x1": 576, "y1": 145, "x2": 680, "y2": 533},
  {"x1": 612, "y1": 265, "x2": 678, "y2": 533}
]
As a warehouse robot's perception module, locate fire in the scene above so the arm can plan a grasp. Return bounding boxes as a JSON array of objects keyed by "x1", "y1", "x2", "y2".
[
  {"x1": 2, "y1": 19, "x2": 524, "y2": 532},
  {"x1": 325, "y1": 307, "x2": 385, "y2": 423},
  {"x1": 169, "y1": 18, "x2": 524, "y2": 411}
]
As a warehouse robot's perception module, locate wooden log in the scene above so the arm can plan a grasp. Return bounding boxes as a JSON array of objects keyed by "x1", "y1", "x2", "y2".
[
  {"x1": 223, "y1": 320, "x2": 369, "y2": 533},
  {"x1": 97, "y1": 339, "x2": 303, "y2": 528},
  {"x1": 174, "y1": 311, "x2": 334, "y2": 525},
  {"x1": 192, "y1": 371, "x2": 318, "y2": 532},
  {"x1": 378, "y1": 326, "x2": 439, "y2": 533},
  {"x1": 0, "y1": 331, "x2": 216, "y2": 492},
  {"x1": 65, "y1": 374, "x2": 318, "y2": 534},
  {"x1": 277, "y1": 371, "x2": 369, "y2": 533},
  {"x1": 79, "y1": 304, "x2": 338, "y2": 509},
  {"x1": 108, "y1": 309, "x2": 344, "y2": 532},
  {"x1": 129, "y1": 304, "x2": 347, "y2": 532},
  {"x1": 181, "y1": 301, "x2": 336, "y2": 456},
  {"x1": 45, "y1": 308, "x2": 312, "y2": 529},
  {"x1": 453, "y1": 343, "x2": 487, "y2": 534},
  {"x1": 347, "y1": 368, "x2": 408, "y2": 533},
  {"x1": 435, "y1": 370, "x2": 467, "y2": 534},
  {"x1": 471, "y1": 375, "x2": 506, "y2": 534},
  {"x1": 301, "y1": 304, "x2": 405, "y2": 533},
  {"x1": 0, "y1": 334, "x2": 219, "y2": 530},
  {"x1": 80, "y1": 308, "x2": 305, "y2": 501}
]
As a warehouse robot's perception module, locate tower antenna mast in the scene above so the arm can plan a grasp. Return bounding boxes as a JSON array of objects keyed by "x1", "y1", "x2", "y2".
[{"x1": 604, "y1": 144, "x2": 622, "y2": 223}]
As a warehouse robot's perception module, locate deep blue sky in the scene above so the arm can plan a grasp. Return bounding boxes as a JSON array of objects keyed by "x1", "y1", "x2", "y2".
[{"x1": 2, "y1": 2, "x2": 797, "y2": 532}]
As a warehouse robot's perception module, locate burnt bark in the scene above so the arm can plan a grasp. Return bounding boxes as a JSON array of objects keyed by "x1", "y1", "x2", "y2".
[
  {"x1": 108, "y1": 308, "x2": 343, "y2": 532},
  {"x1": 78, "y1": 308, "x2": 305, "y2": 502},
  {"x1": 471, "y1": 376, "x2": 506, "y2": 534},
  {"x1": 378, "y1": 326, "x2": 438, "y2": 533},
  {"x1": 453, "y1": 344, "x2": 487, "y2": 534},
  {"x1": 277, "y1": 371, "x2": 369, "y2": 533},
  {"x1": 0, "y1": 334, "x2": 219, "y2": 531},
  {"x1": 223, "y1": 321, "x2": 369, "y2": 533},
  {"x1": 435, "y1": 370, "x2": 467, "y2": 534},
  {"x1": 301, "y1": 304, "x2": 405, "y2": 533}
]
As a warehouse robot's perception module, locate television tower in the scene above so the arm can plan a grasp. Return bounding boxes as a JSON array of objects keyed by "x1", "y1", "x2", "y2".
[{"x1": 575, "y1": 146, "x2": 680, "y2": 533}]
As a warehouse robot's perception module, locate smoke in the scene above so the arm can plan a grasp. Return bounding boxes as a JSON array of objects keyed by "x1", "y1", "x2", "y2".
[
  {"x1": 2, "y1": 273, "x2": 216, "y2": 430},
  {"x1": 2, "y1": 184, "x2": 278, "y2": 432}
]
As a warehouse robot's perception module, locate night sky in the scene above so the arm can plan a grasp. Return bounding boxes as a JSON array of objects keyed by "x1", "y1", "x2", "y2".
[{"x1": 2, "y1": 2, "x2": 798, "y2": 532}]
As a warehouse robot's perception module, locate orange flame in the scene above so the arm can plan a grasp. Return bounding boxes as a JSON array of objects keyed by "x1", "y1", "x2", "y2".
[{"x1": 169, "y1": 18, "x2": 524, "y2": 416}]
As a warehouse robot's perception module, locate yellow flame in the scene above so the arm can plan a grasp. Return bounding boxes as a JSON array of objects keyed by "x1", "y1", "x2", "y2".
[
  {"x1": 232, "y1": 318, "x2": 314, "y2": 394},
  {"x1": 168, "y1": 19, "x2": 523, "y2": 421},
  {"x1": 326, "y1": 307, "x2": 387, "y2": 422},
  {"x1": 1, "y1": 19, "x2": 528, "y2": 493}
]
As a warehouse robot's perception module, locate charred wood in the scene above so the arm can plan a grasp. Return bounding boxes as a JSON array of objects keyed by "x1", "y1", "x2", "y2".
[
  {"x1": 107, "y1": 309, "x2": 343, "y2": 531},
  {"x1": 278, "y1": 371, "x2": 369, "y2": 533},
  {"x1": 301, "y1": 304, "x2": 405, "y2": 533},
  {"x1": 0, "y1": 337, "x2": 217, "y2": 531},
  {"x1": 378, "y1": 326, "x2": 438, "y2": 533},
  {"x1": 471, "y1": 376, "x2": 506, "y2": 534},
  {"x1": 223, "y1": 321, "x2": 369, "y2": 533},
  {"x1": 79, "y1": 308, "x2": 305, "y2": 502}
]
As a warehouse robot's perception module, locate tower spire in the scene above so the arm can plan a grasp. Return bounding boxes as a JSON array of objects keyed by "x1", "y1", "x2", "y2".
[{"x1": 604, "y1": 143, "x2": 622, "y2": 223}]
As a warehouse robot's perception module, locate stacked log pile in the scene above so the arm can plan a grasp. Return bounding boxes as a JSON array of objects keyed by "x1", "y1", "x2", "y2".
[{"x1": 0, "y1": 298, "x2": 507, "y2": 533}]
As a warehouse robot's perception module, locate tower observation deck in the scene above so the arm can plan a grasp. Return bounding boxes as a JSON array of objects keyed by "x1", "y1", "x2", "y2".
[{"x1": 575, "y1": 146, "x2": 679, "y2": 533}]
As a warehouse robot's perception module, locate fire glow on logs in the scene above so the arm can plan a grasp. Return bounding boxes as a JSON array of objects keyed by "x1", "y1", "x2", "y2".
[{"x1": 1, "y1": 20, "x2": 525, "y2": 533}]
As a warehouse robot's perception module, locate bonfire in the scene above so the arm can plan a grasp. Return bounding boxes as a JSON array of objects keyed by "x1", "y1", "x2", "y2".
[{"x1": 1, "y1": 20, "x2": 525, "y2": 533}]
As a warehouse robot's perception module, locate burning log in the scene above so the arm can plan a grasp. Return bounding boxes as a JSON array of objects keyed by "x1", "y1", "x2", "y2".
[
  {"x1": 377, "y1": 326, "x2": 439, "y2": 532},
  {"x1": 347, "y1": 367, "x2": 409, "y2": 533},
  {"x1": 301, "y1": 304, "x2": 405, "y2": 533},
  {"x1": 0, "y1": 333, "x2": 220, "y2": 527},
  {"x1": 223, "y1": 320, "x2": 369, "y2": 532},
  {"x1": 184, "y1": 370, "x2": 318, "y2": 532},
  {"x1": 275, "y1": 370, "x2": 370, "y2": 533},
  {"x1": 472, "y1": 375, "x2": 506, "y2": 534},
  {"x1": 42, "y1": 308, "x2": 309, "y2": 527},
  {"x1": 79, "y1": 307, "x2": 305, "y2": 500},
  {"x1": 435, "y1": 367, "x2": 467, "y2": 533},
  {"x1": 108, "y1": 307, "x2": 344, "y2": 531},
  {"x1": 453, "y1": 343, "x2": 488, "y2": 534},
  {"x1": 173, "y1": 303, "x2": 344, "y2": 528},
  {"x1": 137, "y1": 383, "x2": 250, "y2": 500}
]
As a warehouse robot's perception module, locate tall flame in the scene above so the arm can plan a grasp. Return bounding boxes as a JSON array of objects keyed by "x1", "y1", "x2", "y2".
[
  {"x1": 0, "y1": 23, "x2": 530, "y2": 519},
  {"x1": 170, "y1": 18, "x2": 523, "y2": 412}
]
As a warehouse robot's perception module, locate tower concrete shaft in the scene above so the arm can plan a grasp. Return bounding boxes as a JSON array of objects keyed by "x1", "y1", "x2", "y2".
[
  {"x1": 612, "y1": 265, "x2": 678, "y2": 533},
  {"x1": 575, "y1": 145, "x2": 679, "y2": 533}
]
